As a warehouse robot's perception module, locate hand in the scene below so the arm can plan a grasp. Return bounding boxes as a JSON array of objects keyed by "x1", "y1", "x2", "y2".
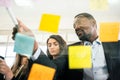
[
  {"x1": 0, "y1": 59, "x2": 13, "y2": 80},
  {"x1": 12, "y1": 19, "x2": 33, "y2": 40},
  {"x1": 12, "y1": 19, "x2": 38, "y2": 53}
]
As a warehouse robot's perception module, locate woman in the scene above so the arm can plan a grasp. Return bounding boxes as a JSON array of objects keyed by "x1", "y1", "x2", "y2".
[
  {"x1": 0, "y1": 20, "x2": 68, "y2": 80},
  {"x1": 11, "y1": 35, "x2": 68, "y2": 80},
  {"x1": 46, "y1": 35, "x2": 67, "y2": 80},
  {"x1": 47, "y1": 35, "x2": 67, "y2": 59},
  {"x1": 0, "y1": 54, "x2": 29, "y2": 80},
  {"x1": 11, "y1": 54, "x2": 29, "y2": 80}
]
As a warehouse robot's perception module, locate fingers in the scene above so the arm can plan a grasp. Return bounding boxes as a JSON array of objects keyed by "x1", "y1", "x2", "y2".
[
  {"x1": 0, "y1": 60, "x2": 7, "y2": 74},
  {"x1": 12, "y1": 19, "x2": 39, "y2": 53},
  {"x1": 17, "y1": 19, "x2": 34, "y2": 37},
  {"x1": 12, "y1": 19, "x2": 34, "y2": 40},
  {"x1": 17, "y1": 19, "x2": 31, "y2": 32},
  {"x1": 0, "y1": 58, "x2": 4, "y2": 63},
  {"x1": 0, "y1": 60, "x2": 13, "y2": 80}
]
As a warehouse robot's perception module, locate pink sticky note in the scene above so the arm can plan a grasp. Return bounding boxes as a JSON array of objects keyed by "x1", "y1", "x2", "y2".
[{"x1": 0, "y1": 0, "x2": 11, "y2": 7}]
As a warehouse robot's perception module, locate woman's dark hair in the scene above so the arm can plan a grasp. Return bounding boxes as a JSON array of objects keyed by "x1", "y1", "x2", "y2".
[{"x1": 46, "y1": 35, "x2": 67, "y2": 60}]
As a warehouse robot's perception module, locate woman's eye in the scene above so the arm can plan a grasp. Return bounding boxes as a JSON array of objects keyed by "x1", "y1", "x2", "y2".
[
  {"x1": 54, "y1": 43, "x2": 59, "y2": 46},
  {"x1": 48, "y1": 44, "x2": 51, "y2": 47}
]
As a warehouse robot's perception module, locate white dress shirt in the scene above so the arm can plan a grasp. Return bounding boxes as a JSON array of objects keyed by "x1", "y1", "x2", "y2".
[
  {"x1": 83, "y1": 39, "x2": 109, "y2": 80},
  {"x1": 30, "y1": 47, "x2": 41, "y2": 61}
]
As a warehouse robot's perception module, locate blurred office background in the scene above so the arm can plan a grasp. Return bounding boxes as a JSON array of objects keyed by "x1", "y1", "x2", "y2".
[{"x1": 0, "y1": 0, "x2": 120, "y2": 67}]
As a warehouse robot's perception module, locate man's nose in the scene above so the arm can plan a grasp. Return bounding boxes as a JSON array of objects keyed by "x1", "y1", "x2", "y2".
[{"x1": 74, "y1": 25, "x2": 81, "y2": 30}]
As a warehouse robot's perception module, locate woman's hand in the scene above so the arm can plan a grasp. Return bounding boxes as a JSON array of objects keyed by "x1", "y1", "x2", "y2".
[
  {"x1": 0, "y1": 59, "x2": 13, "y2": 80},
  {"x1": 12, "y1": 19, "x2": 38, "y2": 53}
]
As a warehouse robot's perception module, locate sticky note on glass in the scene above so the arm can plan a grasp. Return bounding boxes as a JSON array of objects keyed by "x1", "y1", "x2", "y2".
[
  {"x1": 90, "y1": 0, "x2": 108, "y2": 10},
  {"x1": 119, "y1": 26, "x2": 120, "y2": 32},
  {"x1": 69, "y1": 46, "x2": 92, "y2": 69},
  {"x1": 28, "y1": 63, "x2": 56, "y2": 80},
  {"x1": 0, "y1": 0, "x2": 11, "y2": 7},
  {"x1": 99, "y1": 22, "x2": 119, "y2": 42},
  {"x1": 38, "y1": 14, "x2": 61, "y2": 33},
  {"x1": 14, "y1": 33, "x2": 35, "y2": 57}
]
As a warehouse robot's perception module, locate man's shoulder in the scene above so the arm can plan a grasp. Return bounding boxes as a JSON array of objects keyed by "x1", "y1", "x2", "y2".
[
  {"x1": 68, "y1": 42, "x2": 82, "y2": 46},
  {"x1": 102, "y1": 40, "x2": 120, "y2": 44}
]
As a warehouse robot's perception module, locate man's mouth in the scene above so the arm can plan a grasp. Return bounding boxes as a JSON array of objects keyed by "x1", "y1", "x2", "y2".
[{"x1": 76, "y1": 30, "x2": 83, "y2": 37}]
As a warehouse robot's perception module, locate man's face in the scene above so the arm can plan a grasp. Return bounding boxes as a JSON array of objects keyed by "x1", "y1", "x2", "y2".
[{"x1": 73, "y1": 17, "x2": 95, "y2": 41}]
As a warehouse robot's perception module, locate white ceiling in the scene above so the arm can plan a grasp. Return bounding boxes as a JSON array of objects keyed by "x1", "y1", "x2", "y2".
[{"x1": 0, "y1": 0, "x2": 120, "y2": 30}]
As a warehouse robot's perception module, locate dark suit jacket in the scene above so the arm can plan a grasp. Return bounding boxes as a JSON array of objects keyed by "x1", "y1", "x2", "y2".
[
  {"x1": 1, "y1": 50, "x2": 57, "y2": 80},
  {"x1": 66, "y1": 41, "x2": 120, "y2": 80},
  {"x1": 33, "y1": 51, "x2": 67, "y2": 80},
  {"x1": 12, "y1": 50, "x2": 67, "y2": 80}
]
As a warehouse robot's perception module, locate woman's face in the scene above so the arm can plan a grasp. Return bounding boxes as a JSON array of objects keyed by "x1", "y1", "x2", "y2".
[
  {"x1": 21, "y1": 56, "x2": 28, "y2": 65},
  {"x1": 47, "y1": 38, "x2": 60, "y2": 57},
  {"x1": 21, "y1": 56, "x2": 28, "y2": 69}
]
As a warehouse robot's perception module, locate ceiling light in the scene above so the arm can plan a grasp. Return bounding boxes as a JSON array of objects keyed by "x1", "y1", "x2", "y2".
[{"x1": 14, "y1": 0, "x2": 33, "y2": 7}]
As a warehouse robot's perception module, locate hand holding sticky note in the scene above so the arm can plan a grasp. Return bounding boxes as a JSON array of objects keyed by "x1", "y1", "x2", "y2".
[
  {"x1": 28, "y1": 63, "x2": 56, "y2": 80},
  {"x1": 69, "y1": 46, "x2": 92, "y2": 69},
  {"x1": 14, "y1": 33, "x2": 35, "y2": 58},
  {"x1": 38, "y1": 13, "x2": 61, "y2": 33}
]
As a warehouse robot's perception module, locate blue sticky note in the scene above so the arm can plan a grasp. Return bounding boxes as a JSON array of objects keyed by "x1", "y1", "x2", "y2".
[{"x1": 14, "y1": 33, "x2": 35, "y2": 57}]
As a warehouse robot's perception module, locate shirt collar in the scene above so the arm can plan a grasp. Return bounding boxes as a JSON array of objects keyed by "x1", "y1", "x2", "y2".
[
  {"x1": 84, "y1": 41, "x2": 92, "y2": 45},
  {"x1": 83, "y1": 37, "x2": 101, "y2": 46},
  {"x1": 93, "y1": 37, "x2": 101, "y2": 45}
]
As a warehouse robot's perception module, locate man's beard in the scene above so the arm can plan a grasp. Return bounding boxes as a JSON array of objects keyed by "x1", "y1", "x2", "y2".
[{"x1": 77, "y1": 31, "x2": 91, "y2": 41}]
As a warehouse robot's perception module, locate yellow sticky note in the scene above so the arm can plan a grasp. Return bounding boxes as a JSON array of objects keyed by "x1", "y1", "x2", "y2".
[
  {"x1": 90, "y1": 0, "x2": 108, "y2": 10},
  {"x1": 119, "y1": 24, "x2": 120, "y2": 32},
  {"x1": 38, "y1": 14, "x2": 61, "y2": 33},
  {"x1": 28, "y1": 63, "x2": 56, "y2": 80},
  {"x1": 99, "y1": 22, "x2": 120, "y2": 42},
  {"x1": 69, "y1": 46, "x2": 92, "y2": 69}
]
